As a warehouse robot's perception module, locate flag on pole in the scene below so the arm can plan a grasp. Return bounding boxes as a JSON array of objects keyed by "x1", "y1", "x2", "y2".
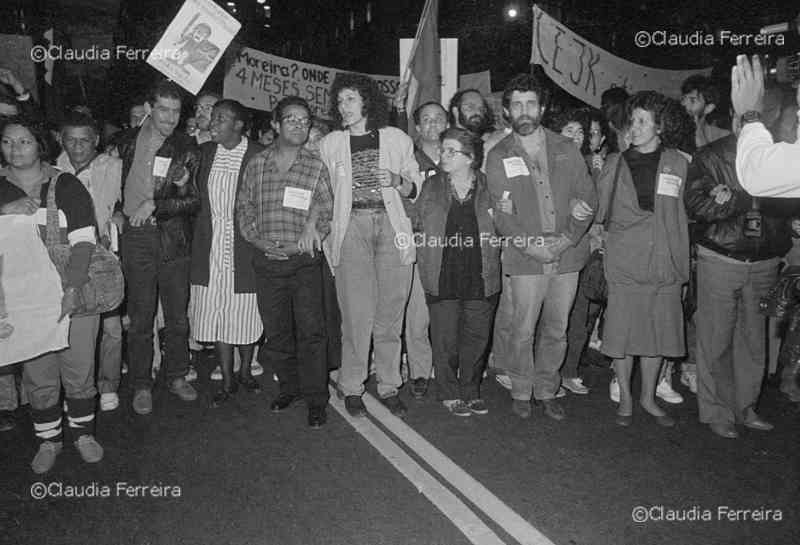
[{"x1": 402, "y1": 0, "x2": 440, "y2": 133}]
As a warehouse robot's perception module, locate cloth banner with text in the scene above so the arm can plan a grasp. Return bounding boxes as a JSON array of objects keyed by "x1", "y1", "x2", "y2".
[
  {"x1": 531, "y1": 5, "x2": 711, "y2": 107},
  {"x1": 224, "y1": 47, "x2": 400, "y2": 117}
]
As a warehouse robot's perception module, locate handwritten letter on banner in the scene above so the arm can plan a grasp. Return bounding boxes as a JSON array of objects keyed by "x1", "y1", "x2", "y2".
[
  {"x1": 224, "y1": 47, "x2": 400, "y2": 117},
  {"x1": 531, "y1": 5, "x2": 710, "y2": 108},
  {"x1": 147, "y1": 0, "x2": 241, "y2": 95},
  {"x1": 0, "y1": 216, "x2": 69, "y2": 367}
]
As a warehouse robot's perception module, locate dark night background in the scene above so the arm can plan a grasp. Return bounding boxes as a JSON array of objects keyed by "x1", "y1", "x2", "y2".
[{"x1": 0, "y1": 0, "x2": 797, "y2": 125}]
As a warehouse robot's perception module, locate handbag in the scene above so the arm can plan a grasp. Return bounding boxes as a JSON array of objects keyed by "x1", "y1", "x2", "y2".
[
  {"x1": 758, "y1": 265, "x2": 800, "y2": 321},
  {"x1": 44, "y1": 173, "x2": 124, "y2": 316}
]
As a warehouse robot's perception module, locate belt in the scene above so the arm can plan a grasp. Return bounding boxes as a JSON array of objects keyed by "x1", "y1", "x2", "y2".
[{"x1": 351, "y1": 201, "x2": 385, "y2": 210}]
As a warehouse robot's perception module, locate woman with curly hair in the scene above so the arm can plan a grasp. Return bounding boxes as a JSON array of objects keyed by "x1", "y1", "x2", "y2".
[
  {"x1": 596, "y1": 91, "x2": 692, "y2": 428},
  {"x1": 318, "y1": 73, "x2": 420, "y2": 418}
]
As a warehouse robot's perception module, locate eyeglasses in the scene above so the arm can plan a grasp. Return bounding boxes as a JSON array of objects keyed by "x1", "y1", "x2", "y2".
[
  {"x1": 441, "y1": 147, "x2": 471, "y2": 158},
  {"x1": 281, "y1": 116, "x2": 311, "y2": 128}
]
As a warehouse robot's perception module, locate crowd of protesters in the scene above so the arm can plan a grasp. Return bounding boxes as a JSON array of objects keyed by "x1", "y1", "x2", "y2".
[{"x1": 0, "y1": 51, "x2": 798, "y2": 476}]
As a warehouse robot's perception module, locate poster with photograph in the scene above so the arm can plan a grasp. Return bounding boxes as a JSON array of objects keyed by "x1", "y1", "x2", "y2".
[{"x1": 147, "y1": 0, "x2": 241, "y2": 95}]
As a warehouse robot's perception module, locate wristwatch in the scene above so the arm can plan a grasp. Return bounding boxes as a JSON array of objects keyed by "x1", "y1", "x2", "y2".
[{"x1": 740, "y1": 110, "x2": 762, "y2": 125}]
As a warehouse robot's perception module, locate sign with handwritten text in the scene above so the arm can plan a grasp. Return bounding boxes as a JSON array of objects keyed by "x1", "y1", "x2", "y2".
[{"x1": 531, "y1": 5, "x2": 710, "y2": 107}]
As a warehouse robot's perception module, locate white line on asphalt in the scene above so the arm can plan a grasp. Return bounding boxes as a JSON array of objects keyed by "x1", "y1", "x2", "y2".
[
  {"x1": 329, "y1": 387, "x2": 507, "y2": 545},
  {"x1": 361, "y1": 392, "x2": 557, "y2": 545}
]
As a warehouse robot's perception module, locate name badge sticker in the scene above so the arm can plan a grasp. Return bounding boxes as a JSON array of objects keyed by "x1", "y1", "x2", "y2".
[
  {"x1": 282, "y1": 186, "x2": 312, "y2": 211},
  {"x1": 153, "y1": 157, "x2": 172, "y2": 178},
  {"x1": 502, "y1": 157, "x2": 530, "y2": 178},
  {"x1": 657, "y1": 173, "x2": 682, "y2": 198}
]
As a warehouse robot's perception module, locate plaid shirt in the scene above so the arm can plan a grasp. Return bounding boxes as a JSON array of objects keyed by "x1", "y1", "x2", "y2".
[{"x1": 237, "y1": 145, "x2": 333, "y2": 252}]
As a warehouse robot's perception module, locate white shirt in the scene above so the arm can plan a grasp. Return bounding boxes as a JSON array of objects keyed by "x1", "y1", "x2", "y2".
[{"x1": 736, "y1": 122, "x2": 800, "y2": 198}]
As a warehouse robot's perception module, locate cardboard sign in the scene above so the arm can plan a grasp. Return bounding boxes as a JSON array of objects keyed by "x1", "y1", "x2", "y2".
[
  {"x1": 147, "y1": 0, "x2": 241, "y2": 94},
  {"x1": 224, "y1": 47, "x2": 400, "y2": 117},
  {"x1": 531, "y1": 5, "x2": 711, "y2": 107}
]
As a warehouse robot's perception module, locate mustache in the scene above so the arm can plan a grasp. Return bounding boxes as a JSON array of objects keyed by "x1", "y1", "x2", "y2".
[{"x1": 514, "y1": 116, "x2": 536, "y2": 124}]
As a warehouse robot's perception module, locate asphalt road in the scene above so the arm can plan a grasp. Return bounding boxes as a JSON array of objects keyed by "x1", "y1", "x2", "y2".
[{"x1": 2, "y1": 354, "x2": 798, "y2": 545}]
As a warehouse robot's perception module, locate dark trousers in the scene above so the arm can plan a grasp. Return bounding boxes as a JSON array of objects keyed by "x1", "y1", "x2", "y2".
[
  {"x1": 428, "y1": 296, "x2": 497, "y2": 401},
  {"x1": 322, "y1": 259, "x2": 342, "y2": 371},
  {"x1": 254, "y1": 252, "x2": 328, "y2": 407},
  {"x1": 122, "y1": 225, "x2": 190, "y2": 390},
  {"x1": 563, "y1": 276, "x2": 605, "y2": 379}
]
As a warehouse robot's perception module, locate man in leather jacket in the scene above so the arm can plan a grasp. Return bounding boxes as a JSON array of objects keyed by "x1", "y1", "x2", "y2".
[
  {"x1": 685, "y1": 126, "x2": 795, "y2": 438},
  {"x1": 111, "y1": 79, "x2": 200, "y2": 416}
]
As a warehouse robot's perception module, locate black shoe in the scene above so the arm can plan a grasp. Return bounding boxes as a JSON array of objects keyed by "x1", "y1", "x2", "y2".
[
  {"x1": 541, "y1": 399, "x2": 566, "y2": 421},
  {"x1": 210, "y1": 383, "x2": 238, "y2": 408},
  {"x1": 410, "y1": 378, "x2": 429, "y2": 399},
  {"x1": 381, "y1": 394, "x2": 407, "y2": 418},
  {"x1": 237, "y1": 375, "x2": 262, "y2": 393},
  {"x1": 308, "y1": 405, "x2": 327, "y2": 428},
  {"x1": 270, "y1": 393, "x2": 302, "y2": 412},
  {"x1": 0, "y1": 410, "x2": 15, "y2": 432},
  {"x1": 344, "y1": 395, "x2": 367, "y2": 417}
]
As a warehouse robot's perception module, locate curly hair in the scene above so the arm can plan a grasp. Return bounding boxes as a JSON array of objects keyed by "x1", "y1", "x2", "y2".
[
  {"x1": 626, "y1": 91, "x2": 695, "y2": 152},
  {"x1": 328, "y1": 73, "x2": 389, "y2": 131},
  {"x1": 501, "y1": 73, "x2": 551, "y2": 111}
]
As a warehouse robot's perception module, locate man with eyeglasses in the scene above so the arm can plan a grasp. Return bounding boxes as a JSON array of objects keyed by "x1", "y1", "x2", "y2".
[{"x1": 237, "y1": 96, "x2": 334, "y2": 428}]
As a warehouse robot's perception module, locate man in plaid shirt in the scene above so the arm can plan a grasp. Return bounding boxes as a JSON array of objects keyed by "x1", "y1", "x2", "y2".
[{"x1": 237, "y1": 96, "x2": 333, "y2": 428}]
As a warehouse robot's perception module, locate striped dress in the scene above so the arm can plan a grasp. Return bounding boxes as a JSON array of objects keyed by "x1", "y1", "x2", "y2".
[{"x1": 190, "y1": 138, "x2": 263, "y2": 344}]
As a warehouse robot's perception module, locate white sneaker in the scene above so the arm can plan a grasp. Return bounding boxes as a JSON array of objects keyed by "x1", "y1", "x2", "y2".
[
  {"x1": 609, "y1": 377, "x2": 620, "y2": 403},
  {"x1": 185, "y1": 365, "x2": 198, "y2": 382},
  {"x1": 680, "y1": 371, "x2": 698, "y2": 394},
  {"x1": 562, "y1": 377, "x2": 590, "y2": 395},
  {"x1": 656, "y1": 375, "x2": 684, "y2": 404},
  {"x1": 100, "y1": 392, "x2": 119, "y2": 411},
  {"x1": 210, "y1": 365, "x2": 222, "y2": 381},
  {"x1": 556, "y1": 386, "x2": 567, "y2": 398},
  {"x1": 495, "y1": 374, "x2": 512, "y2": 390},
  {"x1": 251, "y1": 361, "x2": 264, "y2": 376}
]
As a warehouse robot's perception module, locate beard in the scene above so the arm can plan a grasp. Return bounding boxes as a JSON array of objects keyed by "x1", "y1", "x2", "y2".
[
  {"x1": 512, "y1": 115, "x2": 540, "y2": 136},
  {"x1": 458, "y1": 110, "x2": 489, "y2": 134}
]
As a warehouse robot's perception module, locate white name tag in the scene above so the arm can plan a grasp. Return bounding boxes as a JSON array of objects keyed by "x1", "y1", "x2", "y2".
[
  {"x1": 656, "y1": 173, "x2": 682, "y2": 198},
  {"x1": 33, "y1": 208, "x2": 67, "y2": 227},
  {"x1": 502, "y1": 157, "x2": 530, "y2": 178},
  {"x1": 282, "y1": 186, "x2": 312, "y2": 211},
  {"x1": 153, "y1": 156, "x2": 172, "y2": 178}
]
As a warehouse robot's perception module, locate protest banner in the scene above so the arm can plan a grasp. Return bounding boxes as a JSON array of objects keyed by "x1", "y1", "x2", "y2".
[
  {"x1": 0, "y1": 216, "x2": 69, "y2": 367},
  {"x1": 147, "y1": 0, "x2": 241, "y2": 95},
  {"x1": 224, "y1": 47, "x2": 400, "y2": 117},
  {"x1": 531, "y1": 5, "x2": 711, "y2": 107}
]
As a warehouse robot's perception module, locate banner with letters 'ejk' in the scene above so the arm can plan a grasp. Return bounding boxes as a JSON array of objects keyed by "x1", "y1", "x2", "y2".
[
  {"x1": 531, "y1": 5, "x2": 711, "y2": 108},
  {"x1": 224, "y1": 47, "x2": 400, "y2": 117}
]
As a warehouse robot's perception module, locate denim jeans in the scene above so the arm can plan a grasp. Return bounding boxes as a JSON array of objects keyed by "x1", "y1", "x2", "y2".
[
  {"x1": 122, "y1": 225, "x2": 190, "y2": 390},
  {"x1": 505, "y1": 272, "x2": 579, "y2": 401},
  {"x1": 254, "y1": 252, "x2": 328, "y2": 407},
  {"x1": 696, "y1": 248, "x2": 778, "y2": 424},
  {"x1": 429, "y1": 296, "x2": 497, "y2": 400},
  {"x1": 489, "y1": 274, "x2": 513, "y2": 374},
  {"x1": 405, "y1": 264, "x2": 432, "y2": 380},
  {"x1": 335, "y1": 210, "x2": 412, "y2": 398}
]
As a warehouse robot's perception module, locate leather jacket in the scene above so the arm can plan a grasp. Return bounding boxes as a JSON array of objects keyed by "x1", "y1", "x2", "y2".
[
  {"x1": 114, "y1": 126, "x2": 200, "y2": 262},
  {"x1": 685, "y1": 134, "x2": 795, "y2": 261}
]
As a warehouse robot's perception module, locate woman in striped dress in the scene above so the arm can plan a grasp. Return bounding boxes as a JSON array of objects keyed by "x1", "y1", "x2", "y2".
[{"x1": 190, "y1": 100, "x2": 264, "y2": 406}]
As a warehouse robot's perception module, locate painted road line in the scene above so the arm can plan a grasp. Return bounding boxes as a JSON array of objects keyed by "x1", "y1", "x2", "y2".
[
  {"x1": 329, "y1": 387, "x2": 506, "y2": 545},
  {"x1": 362, "y1": 392, "x2": 557, "y2": 545}
]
